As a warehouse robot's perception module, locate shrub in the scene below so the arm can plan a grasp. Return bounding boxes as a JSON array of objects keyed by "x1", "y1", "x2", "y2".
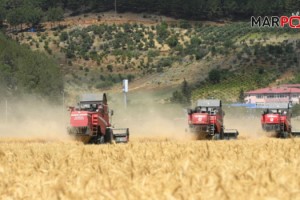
[
  {"x1": 148, "y1": 50, "x2": 159, "y2": 58},
  {"x1": 127, "y1": 74, "x2": 135, "y2": 82},
  {"x1": 60, "y1": 32, "x2": 68, "y2": 42},
  {"x1": 158, "y1": 57, "x2": 173, "y2": 68},
  {"x1": 208, "y1": 69, "x2": 221, "y2": 84},
  {"x1": 95, "y1": 81, "x2": 114, "y2": 89},
  {"x1": 166, "y1": 35, "x2": 178, "y2": 48},
  {"x1": 107, "y1": 65, "x2": 113, "y2": 72},
  {"x1": 179, "y1": 20, "x2": 192, "y2": 29}
]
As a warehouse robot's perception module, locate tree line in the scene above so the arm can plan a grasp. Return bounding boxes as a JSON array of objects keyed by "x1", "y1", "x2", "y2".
[
  {"x1": 114, "y1": 0, "x2": 296, "y2": 19},
  {"x1": 0, "y1": 0, "x2": 299, "y2": 29},
  {"x1": 0, "y1": 0, "x2": 64, "y2": 29}
]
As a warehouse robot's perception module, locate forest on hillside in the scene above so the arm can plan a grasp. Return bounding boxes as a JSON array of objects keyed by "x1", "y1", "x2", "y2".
[
  {"x1": 0, "y1": 33, "x2": 63, "y2": 102},
  {"x1": 0, "y1": 0, "x2": 299, "y2": 27}
]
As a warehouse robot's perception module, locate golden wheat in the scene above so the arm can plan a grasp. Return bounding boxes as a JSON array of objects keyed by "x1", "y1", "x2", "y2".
[{"x1": 0, "y1": 138, "x2": 300, "y2": 200}]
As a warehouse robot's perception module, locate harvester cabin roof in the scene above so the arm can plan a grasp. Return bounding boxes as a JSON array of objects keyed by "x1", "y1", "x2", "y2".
[
  {"x1": 196, "y1": 99, "x2": 221, "y2": 108},
  {"x1": 79, "y1": 93, "x2": 107, "y2": 104}
]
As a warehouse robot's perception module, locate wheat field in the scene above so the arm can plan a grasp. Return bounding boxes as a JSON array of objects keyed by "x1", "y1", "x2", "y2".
[{"x1": 0, "y1": 137, "x2": 300, "y2": 200}]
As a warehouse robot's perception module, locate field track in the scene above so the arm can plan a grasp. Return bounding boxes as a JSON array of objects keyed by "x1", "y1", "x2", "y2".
[{"x1": 0, "y1": 137, "x2": 300, "y2": 200}]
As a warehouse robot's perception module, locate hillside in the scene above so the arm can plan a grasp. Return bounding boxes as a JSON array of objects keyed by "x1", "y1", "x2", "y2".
[{"x1": 9, "y1": 12, "x2": 300, "y2": 102}]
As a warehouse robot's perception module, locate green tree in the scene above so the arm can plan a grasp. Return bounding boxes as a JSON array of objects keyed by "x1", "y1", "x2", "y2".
[
  {"x1": 107, "y1": 64, "x2": 113, "y2": 72},
  {"x1": 0, "y1": 33, "x2": 63, "y2": 102},
  {"x1": 0, "y1": 0, "x2": 6, "y2": 26},
  {"x1": 238, "y1": 88, "x2": 245, "y2": 103},
  {"x1": 24, "y1": 6, "x2": 43, "y2": 28},
  {"x1": 156, "y1": 22, "x2": 169, "y2": 43},
  {"x1": 6, "y1": 8, "x2": 24, "y2": 30},
  {"x1": 47, "y1": 7, "x2": 64, "y2": 28},
  {"x1": 181, "y1": 79, "x2": 191, "y2": 105},
  {"x1": 171, "y1": 79, "x2": 191, "y2": 105},
  {"x1": 208, "y1": 69, "x2": 221, "y2": 84},
  {"x1": 166, "y1": 35, "x2": 178, "y2": 48},
  {"x1": 171, "y1": 90, "x2": 184, "y2": 104},
  {"x1": 60, "y1": 31, "x2": 69, "y2": 41}
]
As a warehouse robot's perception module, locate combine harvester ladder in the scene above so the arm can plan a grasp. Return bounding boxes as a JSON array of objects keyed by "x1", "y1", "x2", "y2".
[{"x1": 92, "y1": 115, "x2": 98, "y2": 136}]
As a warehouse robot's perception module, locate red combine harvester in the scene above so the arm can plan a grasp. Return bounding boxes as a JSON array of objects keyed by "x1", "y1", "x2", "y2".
[
  {"x1": 187, "y1": 99, "x2": 239, "y2": 140},
  {"x1": 261, "y1": 103, "x2": 300, "y2": 138},
  {"x1": 67, "y1": 93, "x2": 129, "y2": 144}
]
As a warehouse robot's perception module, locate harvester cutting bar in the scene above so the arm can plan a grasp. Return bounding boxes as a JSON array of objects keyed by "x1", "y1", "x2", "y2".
[
  {"x1": 291, "y1": 130, "x2": 300, "y2": 137},
  {"x1": 223, "y1": 129, "x2": 239, "y2": 140},
  {"x1": 111, "y1": 128, "x2": 130, "y2": 143}
]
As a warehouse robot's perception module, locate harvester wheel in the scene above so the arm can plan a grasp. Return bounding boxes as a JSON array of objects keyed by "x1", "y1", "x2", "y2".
[
  {"x1": 220, "y1": 128, "x2": 224, "y2": 140},
  {"x1": 280, "y1": 132, "x2": 289, "y2": 139},
  {"x1": 105, "y1": 129, "x2": 114, "y2": 144},
  {"x1": 97, "y1": 136, "x2": 105, "y2": 144},
  {"x1": 212, "y1": 134, "x2": 221, "y2": 140}
]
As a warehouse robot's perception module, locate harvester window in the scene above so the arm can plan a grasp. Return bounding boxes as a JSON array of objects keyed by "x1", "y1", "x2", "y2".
[
  {"x1": 91, "y1": 104, "x2": 97, "y2": 111},
  {"x1": 200, "y1": 108, "x2": 207, "y2": 113},
  {"x1": 80, "y1": 103, "x2": 97, "y2": 111},
  {"x1": 270, "y1": 109, "x2": 279, "y2": 114},
  {"x1": 80, "y1": 104, "x2": 90, "y2": 110},
  {"x1": 195, "y1": 107, "x2": 205, "y2": 113}
]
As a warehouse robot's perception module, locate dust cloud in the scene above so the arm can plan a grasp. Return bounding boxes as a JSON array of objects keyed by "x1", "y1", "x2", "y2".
[
  {"x1": 0, "y1": 96, "x2": 71, "y2": 142},
  {"x1": 223, "y1": 106, "x2": 267, "y2": 139},
  {"x1": 109, "y1": 93, "x2": 273, "y2": 141},
  {"x1": 224, "y1": 115, "x2": 266, "y2": 139},
  {"x1": 109, "y1": 92, "x2": 191, "y2": 141},
  {"x1": 292, "y1": 118, "x2": 300, "y2": 131},
  {"x1": 1, "y1": 90, "x2": 293, "y2": 142}
]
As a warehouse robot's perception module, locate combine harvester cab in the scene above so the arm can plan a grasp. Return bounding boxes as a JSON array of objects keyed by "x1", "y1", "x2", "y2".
[
  {"x1": 187, "y1": 99, "x2": 239, "y2": 140},
  {"x1": 261, "y1": 102, "x2": 300, "y2": 138},
  {"x1": 67, "y1": 93, "x2": 129, "y2": 144}
]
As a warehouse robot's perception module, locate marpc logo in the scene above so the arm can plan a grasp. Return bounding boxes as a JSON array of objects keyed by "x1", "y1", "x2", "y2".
[{"x1": 251, "y1": 12, "x2": 300, "y2": 28}]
